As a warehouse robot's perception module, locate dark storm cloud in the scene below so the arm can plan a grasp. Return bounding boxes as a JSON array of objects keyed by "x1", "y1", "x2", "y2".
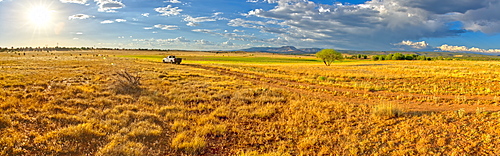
[
  {"x1": 402, "y1": 0, "x2": 493, "y2": 14},
  {"x1": 238, "y1": 0, "x2": 471, "y2": 50}
]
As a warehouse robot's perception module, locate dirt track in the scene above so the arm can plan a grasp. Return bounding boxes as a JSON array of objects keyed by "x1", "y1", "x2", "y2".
[{"x1": 185, "y1": 64, "x2": 500, "y2": 113}]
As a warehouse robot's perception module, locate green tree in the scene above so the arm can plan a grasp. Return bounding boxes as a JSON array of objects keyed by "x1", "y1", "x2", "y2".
[
  {"x1": 405, "y1": 54, "x2": 417, "y2": 60},
  {"x1": 392, "y1": 53, "x2": 405, "y2": 60},
  {"x1": 316, "y1": 49, "x2": 343, "y2": 66},
  {"x1": 385, "y1": 54, "x2": 394, "y2": 60},
  {"x1": 417, "y1": 55, "x2": 427, "y2": 60}
]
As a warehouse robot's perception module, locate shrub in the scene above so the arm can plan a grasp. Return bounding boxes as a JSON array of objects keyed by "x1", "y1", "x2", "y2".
[
  {"x1": 113, "y1": 70, "x2": 142, "y2": 94},
  {"x1": 317, "y1": 76, "x2": 327, "y2": 81}
]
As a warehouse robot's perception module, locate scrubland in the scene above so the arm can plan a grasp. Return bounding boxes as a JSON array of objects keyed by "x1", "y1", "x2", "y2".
[{"x1": 1, "y1": 50, "x2": 500, "y2": 155}]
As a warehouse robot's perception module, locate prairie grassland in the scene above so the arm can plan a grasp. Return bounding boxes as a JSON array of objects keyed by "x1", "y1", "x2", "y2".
[{"x1": 1, "y1": 50, "x2": 500, "y2": 155}]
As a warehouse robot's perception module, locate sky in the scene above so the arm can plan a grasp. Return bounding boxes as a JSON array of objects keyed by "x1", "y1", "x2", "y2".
[{"x1": 1, "y1": 0, "x2": 500, "y2": 53}]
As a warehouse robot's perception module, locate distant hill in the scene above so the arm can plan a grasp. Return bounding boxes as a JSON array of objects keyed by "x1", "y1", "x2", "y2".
[{"x1": 238, "y1": 46, "x2": 321, "y2": 54}]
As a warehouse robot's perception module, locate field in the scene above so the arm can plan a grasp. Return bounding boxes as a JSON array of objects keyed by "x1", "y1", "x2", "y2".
[{"x1": 2, "y1": 50, "x2": 500, "y2": 155}]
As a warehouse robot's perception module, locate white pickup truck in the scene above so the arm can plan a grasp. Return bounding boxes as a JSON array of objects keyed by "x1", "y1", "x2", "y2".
[{"x1": 162, "y1": 55, "x2": 182, "y2": 64}]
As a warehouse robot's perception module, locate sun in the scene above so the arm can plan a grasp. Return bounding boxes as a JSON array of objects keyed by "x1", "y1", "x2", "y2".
[{"x1": 26, "y1": 5, "x2": 53, "y2": 28}]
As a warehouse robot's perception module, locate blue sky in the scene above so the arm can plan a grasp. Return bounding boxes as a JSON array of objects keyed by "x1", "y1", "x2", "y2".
[{"x1": 1, "y1": 0, "x2": 500, "y2": 53}]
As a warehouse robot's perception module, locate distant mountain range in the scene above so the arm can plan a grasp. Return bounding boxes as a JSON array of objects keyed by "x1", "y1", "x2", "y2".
[{"x1": 238, "y1": 46, "x2": 322, "y2": 54}]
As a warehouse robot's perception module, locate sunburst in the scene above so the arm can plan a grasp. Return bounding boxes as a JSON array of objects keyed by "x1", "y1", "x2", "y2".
[{"x1": 26, "y1": 5, "x2": 54, "y2": 28}]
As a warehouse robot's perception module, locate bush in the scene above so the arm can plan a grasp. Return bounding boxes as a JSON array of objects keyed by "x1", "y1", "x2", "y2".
[
  {"x1": 113, "y1": 70, "x2": 142, "y2": 94},
  {"x1": 317, "y1": 76, "x2": 327, "y2": 81}
]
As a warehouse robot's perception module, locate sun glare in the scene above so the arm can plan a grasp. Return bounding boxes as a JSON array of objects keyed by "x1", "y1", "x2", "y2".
[{"x1": 26, "y1": 5, "x2": 53, "y2": 28}]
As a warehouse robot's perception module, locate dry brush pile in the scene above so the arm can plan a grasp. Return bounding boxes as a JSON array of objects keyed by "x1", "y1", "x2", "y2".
[{"x1": 1, "y1": 52, "x2": 500, "y2": 155}]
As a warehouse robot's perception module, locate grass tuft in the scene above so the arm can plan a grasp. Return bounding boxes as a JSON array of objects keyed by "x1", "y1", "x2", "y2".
[
  {"x1": 171, "y1": 132, "x2": 207, "y2": 154},
  {"x1": 97, "y1": 140, "x2": 146, "y2": 156},
  {"x1": 372, "y1": 104, "x2": 403, "y2": 119},
  {"x1": 0, "y1": 114, "x2": 12, "y2": 129}
]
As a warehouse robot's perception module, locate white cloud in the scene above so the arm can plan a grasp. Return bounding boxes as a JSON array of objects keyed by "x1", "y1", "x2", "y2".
[
  {"x1": 233, "y1": 29, "x2": 245, "y2": 32},
  {"x1": 192, "y1": 29, "x2": 214, "y2": 33},
  {"x1": 144, "y1": 27, "x2": 154, "y2": 30},
  {"x1": 192, "y1": 29, "x2": 256, "y2": 41},
  {"x1": 394, "y1": 40, "x2": 429, "y2": 49},
  {"x1": 132, "y1": 37, "x2": 191, "y2": 48},
  {"x1": 438, "y1": 44, "x2": 500, "y2": 53},
  {"x1": 318, "y1": 6, "x2": 330, "y2": 13},
  {"x1": 195, "y1": 39, "x2": 214, "y2": 45},
  {"x1": 228, "y1": 18, "x2": 267, "y2": 29},
  {"x1": 68, "y1": 14, "x2": 93, "y2": 20},
  {"x1": 115, "y1": 19, "x2": 126, "y2": 22},
  {"x1": 95, "y1": 0, "x2": 125, "y2": 12},
  {"x1": 153, "y1": 24, "x2": 179, "y2": 30},
  {"x1": 132, "y1": 37, "x2": 245, "y2": 50},
  {"x1": 155, "y1": 5, "x2": 182, "y2": 16},
  {"x1": 60, "y1": 0, "x2": 87, "y2": 4},
  {"x1": 141, "y1": 13, "x2": 150, "y2": 17},
  {"x1": 222, "y1": 41, "x2": 234, "y2": 46},
  {"x1": 213, "y1": 12, "x2": 223, "y2": 16},
  {"x1": 184, "y1": 16, "x2": 216, "y2": 23},
  {"x1": 100, "y1": 20, "x2": 114, "y2": 24},
  {"x1": 183, "y1": 15, "x2": 216, "y2": 26},
  {"x1": 156, "y1": 37, "x2": 190, "y2": 42},
  {"x1": 164, "y1": 0, "x2": 181, "y2": 3},
  {"x1": 186, "y1": 22, "x2": 199, "y2": 26}
]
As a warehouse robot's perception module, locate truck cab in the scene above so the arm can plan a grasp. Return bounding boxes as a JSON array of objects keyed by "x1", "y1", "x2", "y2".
[{"x1": 163, "y1": 55, "x2": 182, "y2": 64}]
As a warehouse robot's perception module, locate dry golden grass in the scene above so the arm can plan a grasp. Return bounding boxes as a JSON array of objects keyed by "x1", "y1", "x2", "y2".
[{"x1": 1, "y1": 50, "x2": 500, "y2": 155}]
